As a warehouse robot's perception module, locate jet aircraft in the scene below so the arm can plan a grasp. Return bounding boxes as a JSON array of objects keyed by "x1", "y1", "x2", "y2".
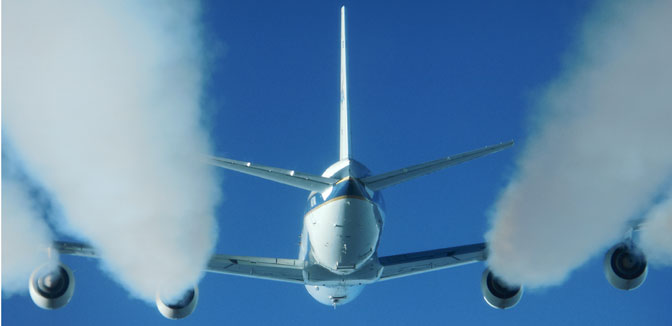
[{"x1": 25, "y1": 6, "x2": 650, "y2": 319}]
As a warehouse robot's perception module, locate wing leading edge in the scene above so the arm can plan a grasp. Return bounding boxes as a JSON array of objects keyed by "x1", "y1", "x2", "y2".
[{"x1": 378, "y1": 243, "x2": 487, "y2": 281}]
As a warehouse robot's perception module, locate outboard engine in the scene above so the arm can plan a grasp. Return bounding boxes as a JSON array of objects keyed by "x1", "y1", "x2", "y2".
[
  {"x1": 604, "y1": 243, "x2": 647, "y2": 290},
  {"x1": 29, "y1": 263, "x2": 75, "y2": 310},
  {"x1": 156, "y1": 287, "x2": 199, "y2": 319},
  {"x1": 481, "y1": 268, "x2": 523, "y2": 309}
]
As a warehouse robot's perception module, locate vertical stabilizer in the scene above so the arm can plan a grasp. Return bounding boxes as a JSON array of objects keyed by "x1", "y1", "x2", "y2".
[{"x1": 339, "y1": 6, "x2": 351, "y2": 160}]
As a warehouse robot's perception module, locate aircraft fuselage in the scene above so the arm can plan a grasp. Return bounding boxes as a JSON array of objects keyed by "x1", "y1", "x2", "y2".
[{"x1": 301, "y1": 159, "x2": 386, "y2": 306}]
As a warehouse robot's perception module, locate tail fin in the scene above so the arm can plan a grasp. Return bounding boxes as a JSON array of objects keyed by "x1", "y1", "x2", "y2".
[{"x1": 339, "y1": 6, "x2": 351, "y2": 160}]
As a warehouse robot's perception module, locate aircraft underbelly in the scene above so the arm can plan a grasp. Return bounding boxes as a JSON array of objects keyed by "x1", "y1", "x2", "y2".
[{"x1": 305, "y1": 197, "x2": 381, "y2": 274}]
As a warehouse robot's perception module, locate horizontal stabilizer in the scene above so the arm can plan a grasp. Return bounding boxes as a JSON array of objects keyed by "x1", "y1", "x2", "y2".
[
  {"x1": 207, "y1": 156, "x2": 338, "y2": 193},
  {"x1": 378, "y1": 243, "x2": 487, "y2": 281},
  {"x1": 361, "y1": 141, "x2": 513, "y2": 191}
]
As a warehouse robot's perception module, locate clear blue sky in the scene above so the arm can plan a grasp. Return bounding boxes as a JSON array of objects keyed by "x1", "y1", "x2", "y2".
[{"x1": 3, "y1": 1, "x2": 671, "y2": 325}]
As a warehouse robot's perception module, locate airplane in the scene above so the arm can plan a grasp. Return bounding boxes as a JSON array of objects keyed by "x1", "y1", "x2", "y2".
[{"x1": 25, "y1": 6, "x2": 649, "y2": 319}]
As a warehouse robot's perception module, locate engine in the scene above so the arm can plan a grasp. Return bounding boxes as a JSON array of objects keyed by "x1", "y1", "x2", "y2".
[
  {"x1": 480, "y1": 268, "x2": 523, "y2": 309},
  {"x1": 604, "y1": 243, "x2": 647, "y2": 290},
  {"x1": 156, "y1": 287, "x2": 199, "y2": 319},
  {"x1": 29, "y1": 263, "x2": 75, "y2": 310}
]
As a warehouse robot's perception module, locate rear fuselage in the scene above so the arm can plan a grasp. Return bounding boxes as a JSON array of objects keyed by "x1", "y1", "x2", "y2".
[{"x1": 301, "y1": 159, "x2": 385, "y2": 306}]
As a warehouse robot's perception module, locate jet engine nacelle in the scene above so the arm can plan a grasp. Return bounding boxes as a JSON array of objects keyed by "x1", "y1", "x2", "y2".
[
  {"x1": 156, "y1": 287, "x2": 199, "y2": 319},
  {"x1": 481, "y1": 268, "x2": 523, "y2": 309},
  {"x1": 604, "y1": 243, "x2": 647, "y2": 290},
  {"x1": 29, "y1": 263, "x2": 75, "y2": 310}
]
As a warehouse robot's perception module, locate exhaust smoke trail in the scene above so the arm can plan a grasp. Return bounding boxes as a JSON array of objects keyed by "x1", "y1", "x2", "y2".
[
  {"x1": 486, "y1": 0, "x2": 672, "y2": 287},
  {"x1": 1, "y1": 156, "x2": 59, "y2": 296},
  {"x1": 3, "y1": 0, "x2": 221, "y2": 301},
  {"x1": 638, "y1": 189, "x2": 672, "y2": 265}
]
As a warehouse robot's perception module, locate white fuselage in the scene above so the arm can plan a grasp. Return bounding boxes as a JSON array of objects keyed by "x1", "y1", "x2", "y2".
[
  {"x1": 300, "y1": 160, "x2": 386, "y2": 306},
  {"x1": 305, "y1": 191, "x2": 381, "y2": 272}
]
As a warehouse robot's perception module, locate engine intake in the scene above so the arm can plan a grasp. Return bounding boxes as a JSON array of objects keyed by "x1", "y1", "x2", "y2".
[
  {"x1": 481, "y1": 268, "x2": 523, "y2": 309},
  {"x1": 29, "y1": 263, "x2": 75, "y2": 310},
  {"x1": 604, "y1": 243, "x2": 647, "y2": 290},
  {"x1": 156, "y1": 286, "x2": 199, "y2": 319}
]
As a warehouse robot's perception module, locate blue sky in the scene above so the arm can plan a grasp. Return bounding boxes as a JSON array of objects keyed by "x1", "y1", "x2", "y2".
[{"x1": 3, "y1": 1, "x2": 671, "y2": 325}]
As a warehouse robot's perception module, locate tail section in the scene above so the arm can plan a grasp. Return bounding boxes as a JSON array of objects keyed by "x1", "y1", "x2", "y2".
[{"x1": 339, "y1": 6, "x2": 351, "y2": 161}]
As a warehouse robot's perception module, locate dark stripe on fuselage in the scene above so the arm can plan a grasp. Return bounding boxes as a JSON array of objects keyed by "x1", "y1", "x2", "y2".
[
  {"x1": 304, "y1": 195, "x2": 369, "y2": 217},
  {"x1": 305, "y1": 177, "x2": 372, "y2": 214},
  {"x1": 331, "y1": 178, "x2": 368, "y2": 199}
]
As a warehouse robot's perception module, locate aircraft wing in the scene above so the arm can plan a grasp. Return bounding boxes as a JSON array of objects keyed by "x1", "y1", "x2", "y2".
[
  {"x1": 53, "y1": 241, "x2": 305, "y2": 284},
  {"x1": 206, "y1": 156, "x2": 338, "y2": 193},
  {"x1": 377, "y1": 243, "x2": 487, "y2": 281},
  {"x1": 54, "y1": 241, "x2": 98, "y2": 257},
  {"x1": 361, "y1": 141, "x2": 513, "y2": 191},
  {"x1": 206, "y1": 254, "x2": 304, "y2": 284}
]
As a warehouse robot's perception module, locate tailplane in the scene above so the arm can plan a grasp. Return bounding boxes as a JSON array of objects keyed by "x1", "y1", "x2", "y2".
[{"x1": 361, "y1": 141, "x2": 514, "y2": 191}]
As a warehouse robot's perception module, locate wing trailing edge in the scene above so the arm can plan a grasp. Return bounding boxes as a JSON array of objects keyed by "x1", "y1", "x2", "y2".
[
  {"x1": 206, "y1": 254, "x2": 304, "y2": 284},
  {"x1": 378, "y1": 243, "x2": 487, "y2": 281},
  {"x1": 53, "y1": 241, "x2": 306, "y2": 284}
]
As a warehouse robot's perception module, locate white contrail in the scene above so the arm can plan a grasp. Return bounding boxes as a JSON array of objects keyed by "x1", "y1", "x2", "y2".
[
  {"x1": 486, "y1": 0, "x2": 672, "y2": 287},
  {"x1": 1, "y1": 157, "x2": 58, "y2": 296},
  {"x1": 3, "y1": 0, "x2": 221, "y2": 302},
  {"x1": 638, "y1": 189, "x2": 672, "y2": 265}
]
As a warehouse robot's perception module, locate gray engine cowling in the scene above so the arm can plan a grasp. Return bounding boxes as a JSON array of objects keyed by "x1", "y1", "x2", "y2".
[
  {"x1": 481, "y1": 268, "x2": 523, "y2": 309},
  {"x1": 156, "y1": 287, "x2": 199, "y2": 319},
  {"x1": 604, "y1": 243, "x2": 647, "y2": 290},
  {"x1": 29, "y1": 263, "x2": 75, "y2": 310}
]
